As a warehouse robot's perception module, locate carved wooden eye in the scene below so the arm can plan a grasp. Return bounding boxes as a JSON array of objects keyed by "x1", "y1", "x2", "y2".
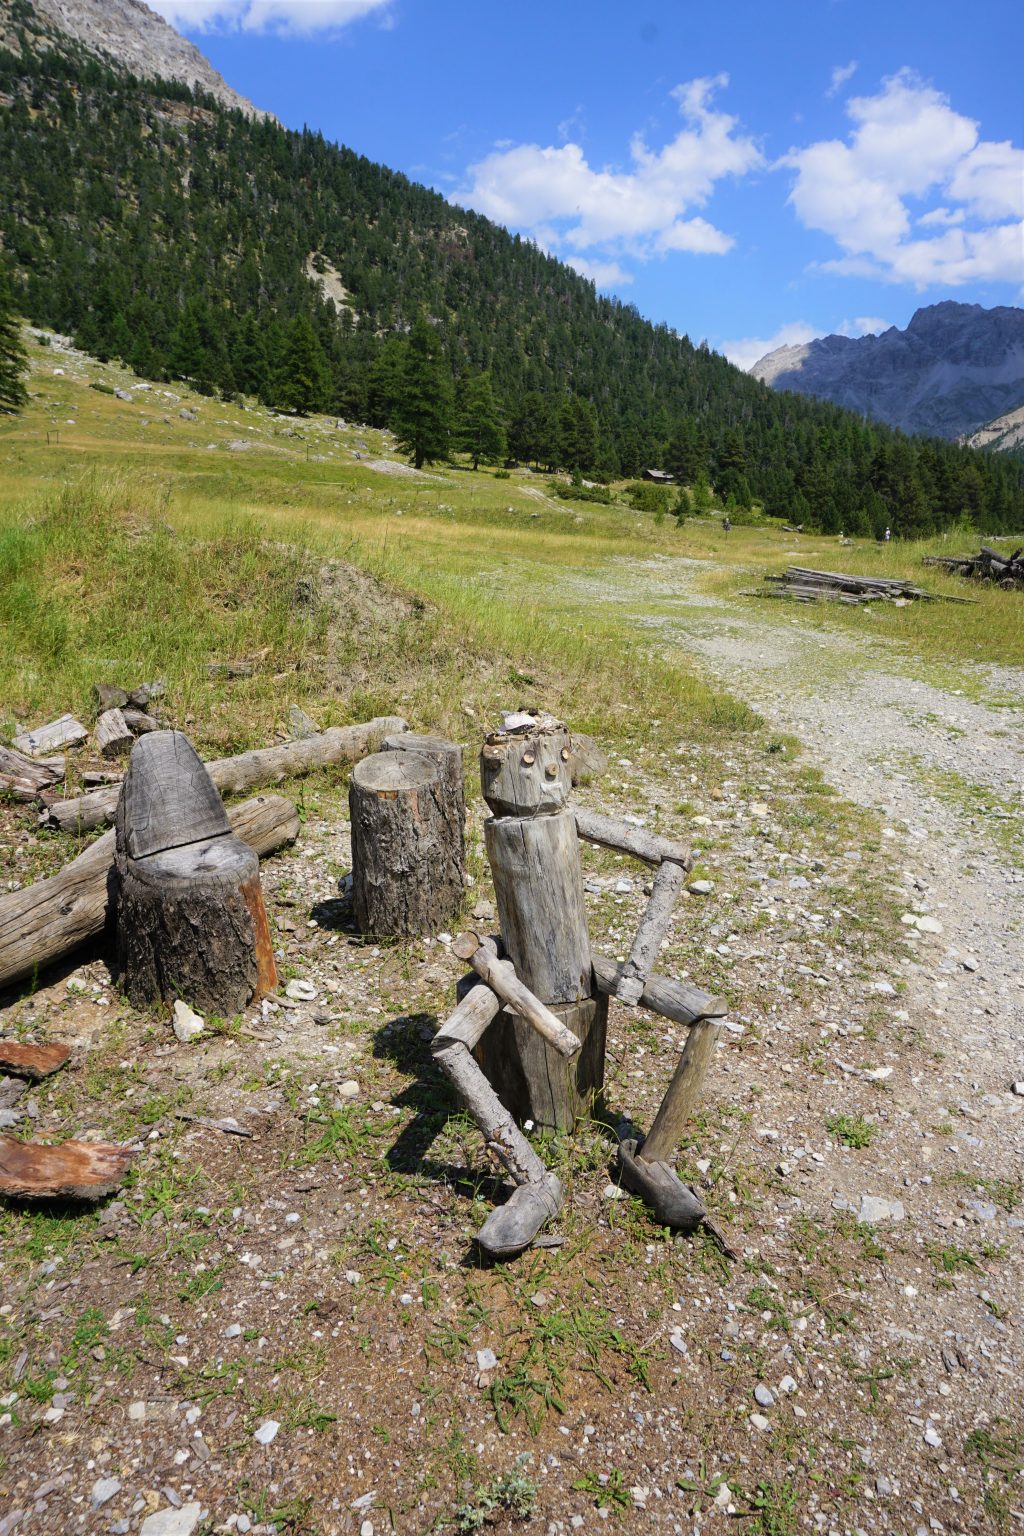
[
  {"x1": 522, "y1": 751, "x2": 536, "y2": 766},
  {"x1": 560, "y1": 747, "x2": 571, "y2": 761}
]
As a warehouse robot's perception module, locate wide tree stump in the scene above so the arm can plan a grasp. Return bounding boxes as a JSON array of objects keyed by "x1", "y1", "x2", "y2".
[
  {"x1": 115, "y1": 731, "x2": 277, "y2": 1014},
  {"x1": 382, "y1": 732, "x2": 465, "y2": 870},
  {"x1": 350, "y1": 751, "x2": 463, "y2": 938}
]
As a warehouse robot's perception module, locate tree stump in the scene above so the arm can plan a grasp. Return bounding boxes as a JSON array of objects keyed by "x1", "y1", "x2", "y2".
[
  {"x1": 475, "y1": 715, "x2": 607, "y2": 1131},
  {"x1": 350, "y1": 750, "x2": 463, "y2": 938},
  {"x1": 115, "y1": 731, "x2": 277, "y2": 1014},
  {"x1": 382, "y1": 731, "x2": 465, "y2": 871}
]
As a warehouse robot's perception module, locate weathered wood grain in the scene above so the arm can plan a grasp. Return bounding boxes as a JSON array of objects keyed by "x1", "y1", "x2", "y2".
[
  {"x1": 484, "y1": 809, "x2": 591, "y2": 1004},
  {"x1": 590, "y1": 954, "x2": 725, "y2": 1026},
  {"x1": 94, "y1": 707, "x2": 135, "y2": 759},
  {"x1": 451, "y1": 931, "x2": 581, "y2": 1057},
  {"x1": 13, "y1": 715, "x2": 88, "y2": 757},
  {"x1": 0, "y1": 1135, "x2": 134, "y2": 1200},
  {"x1": 0, "y1": 1041, "x2": 71, "y2": 1080},
  {"x1": 616, "y1": 858, "x2": 686, "y2": 1006},
  {"x1": 640, "y1": 1019, "x2": 722, "y2": 1164},
  {"x1": 480, "y1": 716, "x2": 572, "y2": 819},
  {"x1": 574, "y1": 807, "x2": 691, "y2": 869}
]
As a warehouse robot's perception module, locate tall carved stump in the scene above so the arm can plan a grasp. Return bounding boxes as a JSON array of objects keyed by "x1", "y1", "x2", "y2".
[
  {"x1": 350, "y1": 749, "x2": 464, "y2": 938},
  {"x1": 475, "y1": 716, "x2": 607, "y2": 1131},
  {"x1": 115, "y1": 731, "x2": 277, "y2": 1013}
]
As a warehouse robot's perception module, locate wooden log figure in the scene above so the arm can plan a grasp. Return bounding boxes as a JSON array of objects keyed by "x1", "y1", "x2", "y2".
[
  {"x1": 350, "y1": 745, "x2": 464, "y2": 938},
  {"x1": 476, "y1": 713, "x2": 607, "y2": 1134},
  {"x1": 429, "y1": 710, "x2": 735, "y2": 1258},
  {"x1": 115, "y1": 731, "x2": 277, "y2": 1014}
]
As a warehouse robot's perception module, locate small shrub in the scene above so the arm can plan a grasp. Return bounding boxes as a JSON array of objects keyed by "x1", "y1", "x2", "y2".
[
  {"x1": 826, "y1": 1113, "x2": 875, "y2": 1149},
  {"x1": 455, "y1": 1466, "x2": 537, "y2": 1531},
  {"x1": 624, "y1": 480, "x2": 672, "y2": 515}
]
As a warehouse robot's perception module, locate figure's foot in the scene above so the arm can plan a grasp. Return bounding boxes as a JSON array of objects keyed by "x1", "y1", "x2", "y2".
[
  {"x1": 616, "y1": 1138, "x2": 706, "y2": 1230},
  {"x1": 476, "y1": 1172, "x2": 562, "y2": 1259}
]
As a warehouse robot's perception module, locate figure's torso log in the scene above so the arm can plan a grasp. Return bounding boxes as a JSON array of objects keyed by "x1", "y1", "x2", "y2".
[
  {"x1": 115, "y1": 731, "x2": 278, "y2": 1014},
  {"x1": 349, "y1": 751, "x2": 463, "y2": 938}
]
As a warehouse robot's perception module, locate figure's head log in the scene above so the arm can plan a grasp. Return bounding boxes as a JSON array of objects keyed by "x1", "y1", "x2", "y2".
[{"x1": 480, "y1": 713, "x2": 573, "y2": 818}]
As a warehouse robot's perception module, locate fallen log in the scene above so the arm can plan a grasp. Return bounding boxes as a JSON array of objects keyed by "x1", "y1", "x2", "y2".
[
  {"x1": 41, "y1": 716, "x2": 408, "y2": 833},
  {"x1": 0, "y1": 794, "x2": 299, "y2": 993},
  {"x1": 0, "y1": 747, "x2": 65, "y2": 793},
  {"x1": 0, "y1": 1135, "x2": 134, "y2": 1201},
  {"x1": 13, "y1": 715, "x2": 88, "y2": 757}
]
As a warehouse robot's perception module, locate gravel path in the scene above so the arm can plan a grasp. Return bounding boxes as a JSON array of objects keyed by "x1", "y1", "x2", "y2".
[{"x1": 570, "y1": 555, "x2": 1024, "y2": 1127}]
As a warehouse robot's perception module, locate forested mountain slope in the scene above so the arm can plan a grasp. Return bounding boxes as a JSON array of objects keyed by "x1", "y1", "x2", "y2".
[{"x1": 2, "y1": 0, "x2": 1022, "y2": 535}]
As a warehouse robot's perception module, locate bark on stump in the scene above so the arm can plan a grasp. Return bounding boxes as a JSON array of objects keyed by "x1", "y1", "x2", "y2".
[
  {"x1": 115, "y1": 731, "x2": 277, "y2": 1014},
  {"x1": 350, "y1": 751, "x2": 463, "y2": 938},
  {"x1": 382, "y1": 732, "x2": 465, "y2": 873},
  {"x1": 476, "y1": 716, "x2": 607, "y2": 1132}
]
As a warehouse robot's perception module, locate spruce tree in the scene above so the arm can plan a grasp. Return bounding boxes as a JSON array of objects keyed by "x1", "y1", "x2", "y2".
[
  {"x1": 456, "y1": 371, "x2": 506, "y2": 469},
  {"x1": 275, "y1": 314, "x2": 331, "y2": 415},
  {"x1": 0, "y1": 266, "x2": 27, "y2": 414},
  {"x1": 392, "y1": 314, "x2": 452, "y2": 469}
]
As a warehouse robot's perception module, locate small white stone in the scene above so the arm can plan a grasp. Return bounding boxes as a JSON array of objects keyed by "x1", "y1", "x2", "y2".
[
  {"x1": 224, "y1": 1323, "x2": 242, "y2": 1339},
  {"x1": 688, "y1": 879, "x2": 714, "y2": 896},
  {"x1": 360, "y1": 1523, "x2": 374, "y2": 1536},
  {"x1": 750, "y1": 1413, "x2": 771, "y2": 1432},
  {"x1": 345, "y1": 1270, "x2": 361, "y2": 1285},
  {"x1": 254, "y1": 1419, "x2": 280, "y2": 1445},
  {"x1": 284, "y1": 979, "x2": 316, "y2": 1002},
  {"x1": 778, "y1": 1374, "x2": 798, "y2": 1395},
  {"x1": 1012, "y1": 1082, "x2": 1024, "y2": 1097},
  {"x1": 91, "y1": 1477, "x2": 121, "y2": 1509},
  {"x1": 603, "y1": 1184, "x2": 626, "y2": 1200},
  {"x1": 476, "y1": 1348, "x2": 498, "y2": 1371},
  {"x1": 128, "y1": 1400, "x2": 146, "y2": 1421},
  {"x1": 172, "y1": 1000, "x2": 204, "y2": 1043},
  {"x1": 338, "y1": 1080, "x2": 360, "y2": 1099}
]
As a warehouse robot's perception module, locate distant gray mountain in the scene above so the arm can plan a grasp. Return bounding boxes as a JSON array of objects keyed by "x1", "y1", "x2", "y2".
[
  {"x1": 751, "y1": 302, "x2": 1024, "y2": 442},
  {"x1": 6, "y1": 0, "x2": 267, "y2": 118}
]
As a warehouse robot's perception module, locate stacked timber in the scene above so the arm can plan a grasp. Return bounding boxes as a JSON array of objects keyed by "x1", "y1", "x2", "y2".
[
  {"x1": 923, "y1": 546, "x2": 1024, "y2": 588},
  {"x1": 756, "y1": 566, "x2": 942, "y2": 604}
]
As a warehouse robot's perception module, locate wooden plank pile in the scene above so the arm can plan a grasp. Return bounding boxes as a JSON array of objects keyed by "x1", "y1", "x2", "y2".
[
  {"x1": 923, "y1": 545, "x2": 1024, "y2": 589},
  {"x1": 755, "y1": 565, "x2": 941, "y2": 605}
]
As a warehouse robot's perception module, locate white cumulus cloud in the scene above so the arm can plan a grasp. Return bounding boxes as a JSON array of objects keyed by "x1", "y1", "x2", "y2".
[
  {"x1": 827, "y1": 60, "x2": 858, "y2": 97},
  {"x1": 719, "y1": 321, "x2": 819, "y2": 372},
  {"x1": 149, "y1": 0, "x2": 391, "y2": 36},
  {"x1": 781, "y1": 70, "x2": 1024, "y2": 288},
  {"x1": 452, "y1": 74, "x2": 762, "y2": 281},
  {"x1": 566, "y1": 257, "x2": 634, "y2": 290}
]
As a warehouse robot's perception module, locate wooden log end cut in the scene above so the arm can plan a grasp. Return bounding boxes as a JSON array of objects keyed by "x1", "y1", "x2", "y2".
[{"x1": 0, "y1": 1135, "x2": 134, "y2": 1202}]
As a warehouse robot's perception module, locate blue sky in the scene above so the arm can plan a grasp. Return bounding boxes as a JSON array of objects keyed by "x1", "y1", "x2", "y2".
[{"x1": 152, "y1": 0, "x2": 1023, "y2": 368}]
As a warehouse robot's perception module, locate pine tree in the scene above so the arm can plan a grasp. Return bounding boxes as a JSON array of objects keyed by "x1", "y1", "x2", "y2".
[
  {"x1": 0, "y1": 266, "x2": 27, "y2": 414},
  {"x1": 392, "y1": 314, "x2": 452, "y2": 469},
  {"x1": 278, "y1": 313, "x2": 331, "y2": 415},
  {"x1": 455, "y1": 371, "x2": 506, "y2": 469}
]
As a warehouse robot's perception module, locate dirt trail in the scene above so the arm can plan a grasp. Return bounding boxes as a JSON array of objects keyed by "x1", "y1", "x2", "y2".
[{"x1": 573, "y1": 554, "x2": 1024, "y2": 1126}]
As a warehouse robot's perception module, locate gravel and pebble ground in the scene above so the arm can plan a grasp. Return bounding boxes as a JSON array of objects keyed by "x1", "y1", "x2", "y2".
[{"x1": 1, "y1": 554, "x2": 1022, "y2": 1535}]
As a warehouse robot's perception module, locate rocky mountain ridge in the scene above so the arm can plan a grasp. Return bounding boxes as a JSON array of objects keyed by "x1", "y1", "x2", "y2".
[
  {"x1": 2, "y1": 0, "x2": 267, "y2": 117},
  {"x1": 752, "y1": 302, "x2": 1024, "y2": 443}
]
